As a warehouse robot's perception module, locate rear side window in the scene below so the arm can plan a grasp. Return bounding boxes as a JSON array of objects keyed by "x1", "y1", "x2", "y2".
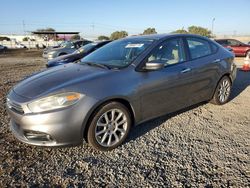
[
  {"x1": 187, "y1": 38, "x2": 212, "y2": 59},
  {"x1": 210, "y1": 43, "x2": 218, "y2": 53}
]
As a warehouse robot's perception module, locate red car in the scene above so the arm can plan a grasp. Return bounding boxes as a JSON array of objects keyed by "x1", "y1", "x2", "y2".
[{"x1": 215, "y1": 39, "x2": 250, "y2": 57}]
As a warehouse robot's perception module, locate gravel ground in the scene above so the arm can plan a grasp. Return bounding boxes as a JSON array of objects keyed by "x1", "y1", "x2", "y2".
[{"x1": 0, "y1": 55, "x2": 249, "y2": 187}]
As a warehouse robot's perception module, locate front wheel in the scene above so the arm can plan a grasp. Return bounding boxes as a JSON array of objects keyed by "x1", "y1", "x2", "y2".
[
  {"x1": 87, "y1": 102, "x2": 131, "y2": 151},
  {"x1": 210, "y1": 76, "x2": 232, "y2": 105}
]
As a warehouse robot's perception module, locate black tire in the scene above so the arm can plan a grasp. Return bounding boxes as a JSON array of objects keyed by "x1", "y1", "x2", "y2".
[
  {"x1": 87, "y1": 102, "x2": 131, "y2": 151},
  {"x1": 210, "y1": 76, "x2": 232, "y2": 105}
]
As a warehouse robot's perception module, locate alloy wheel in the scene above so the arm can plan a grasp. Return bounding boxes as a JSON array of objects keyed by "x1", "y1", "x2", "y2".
[
  {"x1": 95, "y1": 109, "x2": 128, "y2": 147},
  {"x1": 218, "y1": 79, "x2": 231, "y2": 103}
]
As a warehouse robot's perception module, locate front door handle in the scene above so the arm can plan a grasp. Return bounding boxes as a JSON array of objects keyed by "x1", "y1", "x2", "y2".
[
  {"x1": 181, "y1": 68, "x2": 192, "y2": 73},
  {"x1": 213, "y1": 59, "x2": 221, "y2": 63}
]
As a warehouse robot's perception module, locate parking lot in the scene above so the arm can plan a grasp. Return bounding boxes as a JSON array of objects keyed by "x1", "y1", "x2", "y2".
[{"x1": 0, "y1": 50, "x2": 249, "y2": 187}]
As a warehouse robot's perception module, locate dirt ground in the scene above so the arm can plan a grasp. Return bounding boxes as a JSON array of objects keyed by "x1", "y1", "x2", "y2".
[{"x1": 0, "y1": 51, "x2": 249, "y2": 187}]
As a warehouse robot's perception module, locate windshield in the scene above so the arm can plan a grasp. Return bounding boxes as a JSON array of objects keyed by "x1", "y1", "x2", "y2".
[
  {"x1": 80, "y1": 38, "x2": 154, "y2": 68},
  {"x1": 74, "y1": 43, "x2": 97, "y2": 54},
  {"x1": 59, "y1": 41, "x2": 73, "y2": 48}
]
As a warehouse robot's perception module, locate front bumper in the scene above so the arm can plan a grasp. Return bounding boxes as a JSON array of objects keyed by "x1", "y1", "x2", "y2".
[{"x1": 6, "y1": 94, "x2": 98, "y2": 147}]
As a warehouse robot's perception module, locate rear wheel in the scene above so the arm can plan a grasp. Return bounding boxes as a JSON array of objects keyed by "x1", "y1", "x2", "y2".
[
  {"x1": 210, "y1": 76, "x2": 232, "y2": 105},
  {"x1": 87, "y1": 102, "x2": 131, "y2": 151}
]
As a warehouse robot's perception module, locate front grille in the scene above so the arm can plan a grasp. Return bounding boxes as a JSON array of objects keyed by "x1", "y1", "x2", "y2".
[{"x1": 7, "y1": 98, "x2": 24, "y2": 114}]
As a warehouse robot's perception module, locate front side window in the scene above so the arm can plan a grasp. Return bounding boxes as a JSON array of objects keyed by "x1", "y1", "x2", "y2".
[
  {"x1": 146, "y1": 38, "x2": 186, "y2": 66},
  {"x1": 60, "y1": 41, "x2": 73, "y2": 48},
  {"x1": 81, "y1": 39, "x2": 154, "y2": 68},
  {"x1": 187, "y1": 38, "x2": 212, "y2": 59}
]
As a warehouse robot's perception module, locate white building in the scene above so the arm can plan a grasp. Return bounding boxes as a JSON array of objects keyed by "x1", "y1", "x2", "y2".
[{"x1": 0, "y1": 34, "x2": 39, "y2": 42}]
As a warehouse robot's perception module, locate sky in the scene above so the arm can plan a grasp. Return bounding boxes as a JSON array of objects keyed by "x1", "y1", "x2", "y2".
[{"x1": 0, "y1": 0, "x2": 249, "y2": 38}]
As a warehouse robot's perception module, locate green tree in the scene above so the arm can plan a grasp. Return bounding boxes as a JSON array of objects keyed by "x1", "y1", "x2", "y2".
[
  {"x1": 143, "y1": 28, "x2": 157, "y2": 35},
  {"x1": 70, "y1": 34, "x2": 81, "y2": 40},
  {"x1": 110, "y1": 31, "x2": 128, "y2": 40},
  {"x1": 172, "y1": 26, "x2": 213, "y2": 38},
  {"x1": 98, "y1": 35, "x2": 110, "y2": 40},
  {"x1": 36, "y1": 28, "x2": 56, "y2": 40},
  {"x1": 172, "y1": 29, "x2": 188, "y2": 34},
  {"x1": 0, "y1": 37, "x2": 11, "y2": 41},
  {"x1": 187, "y1": 26, "x2": 212, "y2": 38},
  {"x1": 23, "y1": 37, "x2": 30, "y2": 41}
]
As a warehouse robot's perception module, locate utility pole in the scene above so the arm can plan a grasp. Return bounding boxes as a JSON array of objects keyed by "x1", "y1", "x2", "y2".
[
  {"x1": 91, "y1": 22, "x2": 95, "y2": 31},
  {"x1": 211, "y1": 18, "x2": 215, "y2": 36},
  {"x1": 233, "y1": 30, "x2": 237, "y2": 36},
  {"x1": 22, "y1": 20, "x2": 26, "y2": 35}
]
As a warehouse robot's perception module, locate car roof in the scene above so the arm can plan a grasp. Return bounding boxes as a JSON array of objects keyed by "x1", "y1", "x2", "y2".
[
  {"x1": 93, "y1": 40, "x2": 112, "y2": 43},
  {"x1": 125, "y1": 33, "x2": 210, "y2": 41},
  {"x1": 215, "y1": 39, "x2": 237, "y2": 41},
  {"x1": 72, "y1": 39, "x2": 91, "y2": 43}
]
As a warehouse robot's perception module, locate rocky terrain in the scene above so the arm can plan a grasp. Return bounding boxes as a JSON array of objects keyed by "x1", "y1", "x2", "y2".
[{"x1": 0, "y1": 54, "x2": 249, "y2": 187}]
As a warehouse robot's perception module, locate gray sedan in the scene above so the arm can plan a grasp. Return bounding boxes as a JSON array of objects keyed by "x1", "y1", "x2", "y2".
[
  {"x1": 7, "y1": 34, "x2": 237, "y2": 151},
  {"x1": 43, "y1": 40, "x2": 92, "y2": 60}
]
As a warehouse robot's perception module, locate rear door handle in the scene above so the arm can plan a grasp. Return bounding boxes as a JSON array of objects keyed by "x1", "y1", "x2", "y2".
[
  {"x1": 213, "y1": 59, "x2": 221, "y2": 63},
  {"x1": 181, "y1": 68, "x2": 192, "y2": 73}
]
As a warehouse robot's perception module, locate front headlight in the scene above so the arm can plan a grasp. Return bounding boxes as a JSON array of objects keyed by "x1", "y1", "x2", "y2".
[
  {"x1": 58, "y1": 59, "x2": 68, "y2": 63},
  {"x1": 27, "y1": 92, "x2": 83, "y2": 113},
  {"x1": 48, "y1": 51, "x2": 56, "y2": 55}
]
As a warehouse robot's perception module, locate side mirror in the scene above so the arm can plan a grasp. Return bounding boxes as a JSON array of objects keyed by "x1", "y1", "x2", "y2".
[{"x1": 144, "y1": 61, "x2": 164, "y2": 71}]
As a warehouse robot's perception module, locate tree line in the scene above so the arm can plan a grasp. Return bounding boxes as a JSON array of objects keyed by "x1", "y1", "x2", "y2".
[
  {"x1": 28, "y1": 26, "x2": 212, "y2": 42},
  {"x1": 97, "y1": 25, "x2": 212, "y2": 40}
]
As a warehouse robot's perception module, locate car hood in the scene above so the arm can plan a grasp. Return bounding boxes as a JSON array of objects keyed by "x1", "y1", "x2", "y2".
[
  {"x1": 45, "y1": 47, "x2": 65, "y2": 52},
  {"x1": 48, "y1": 53, "x2": 81, "y2": 64},
  {"x1": 44, "y1": 45, "x2": 60, "y2": 51},
  {"x1": 13, "y1": 63, "x2": 108, "y2": 99}
]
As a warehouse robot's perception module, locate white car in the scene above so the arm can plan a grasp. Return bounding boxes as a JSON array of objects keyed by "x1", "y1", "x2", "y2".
[{"x1": 15, "y1": 43, "x2": 27, "y2": 48}]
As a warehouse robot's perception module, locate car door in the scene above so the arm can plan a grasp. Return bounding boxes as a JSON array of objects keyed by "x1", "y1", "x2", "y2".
[
  {"x1": 228, "y1": 39, "x2": 246, "y2": 56},
  {"x1": 139, "y1": 37, "x2": 197, "y2": 121},
  {"x1": 184, "y1": 37, "x2": 222, "y2": 104}
]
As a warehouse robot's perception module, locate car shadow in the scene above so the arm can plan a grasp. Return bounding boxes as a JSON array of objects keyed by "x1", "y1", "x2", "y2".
[
  {"x1": 230, "y1": 68, "x2": 250, "y2": 101},
  {"x1": 127, "y1": 102, "x2": 206, "y2": 143},
  {"x1": 127, "y1": 68, "x2": 250, "y2": 143}
]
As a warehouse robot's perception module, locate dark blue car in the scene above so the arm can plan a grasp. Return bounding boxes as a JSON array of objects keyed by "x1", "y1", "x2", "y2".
[{"x1": 46, "y1": 40, "x2": 111, "y2": 67}]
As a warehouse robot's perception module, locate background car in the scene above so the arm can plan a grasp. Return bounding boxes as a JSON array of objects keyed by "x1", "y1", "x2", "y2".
[
  {"x1": 215, "y1": 39, "x2": 250, "y2": 57},
  {"x1": 46, "y1": 40, "x2": 111, "y2": 68},
  {"x1": 15, "y1": 43, "x2": 27, "y2": 48},
  {"x1": 6, "y1": 34, "x2": 237, "y2": 151},
  {"x1": 0, "y1": 44, "x2": 7, "y2": 53},
  {"x1": 43, "y1": 40, "x2": 92, "y2": 60}
]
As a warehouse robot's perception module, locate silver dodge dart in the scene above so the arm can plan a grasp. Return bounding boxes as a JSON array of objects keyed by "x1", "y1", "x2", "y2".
[{"x1": 6, "y1": 34, "x2": 237, "y2": 151}]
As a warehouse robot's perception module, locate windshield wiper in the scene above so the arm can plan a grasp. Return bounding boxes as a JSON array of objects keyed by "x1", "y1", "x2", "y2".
[{"x1": 84, "y1": 62, "x2": 111, "y2": 69}]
